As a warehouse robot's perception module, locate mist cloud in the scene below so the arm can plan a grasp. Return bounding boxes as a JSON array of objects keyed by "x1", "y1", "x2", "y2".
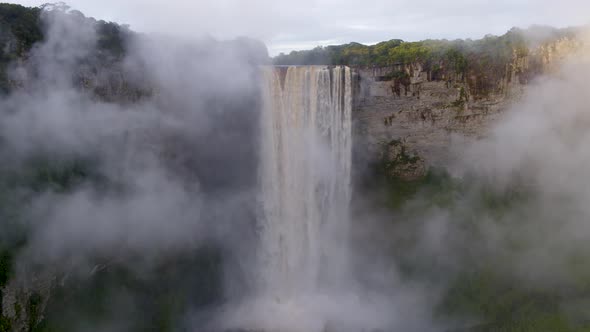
[{"x1": 0, "y1": 7, "x2": 265, "y2": 282}]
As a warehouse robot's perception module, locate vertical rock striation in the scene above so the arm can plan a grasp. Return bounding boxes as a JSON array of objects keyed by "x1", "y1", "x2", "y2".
[{"x1": 353, "y1": 37, "x2": 584, "y2": 180}]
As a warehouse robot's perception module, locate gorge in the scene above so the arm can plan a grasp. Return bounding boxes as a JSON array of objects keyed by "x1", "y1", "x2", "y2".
[{"x1": 1, "y1": 3, "x2": 590, "y2": 332}]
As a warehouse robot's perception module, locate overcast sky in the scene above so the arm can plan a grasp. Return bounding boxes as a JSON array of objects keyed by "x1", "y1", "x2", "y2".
[{"x1": 9, "y1": 0, "x2": 590, "y2": 55}]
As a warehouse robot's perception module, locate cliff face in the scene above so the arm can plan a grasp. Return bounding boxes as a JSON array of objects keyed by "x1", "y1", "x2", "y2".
[{"x1": 353, "y1": 37, "x2": 583, "y2": 181}]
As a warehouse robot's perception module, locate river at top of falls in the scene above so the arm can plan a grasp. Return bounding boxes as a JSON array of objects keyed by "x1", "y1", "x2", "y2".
[{"x1": 258, "y1": 65, "x2": 353, "y2": 298}]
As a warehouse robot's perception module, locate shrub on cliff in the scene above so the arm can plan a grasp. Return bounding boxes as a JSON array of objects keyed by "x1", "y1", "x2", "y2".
[
  {"x1": 389, "y1": 41, "x2": 431, "y2": 64},
  {"x1": 0, "y1": 3, "x2": 43, "y2": 56}
]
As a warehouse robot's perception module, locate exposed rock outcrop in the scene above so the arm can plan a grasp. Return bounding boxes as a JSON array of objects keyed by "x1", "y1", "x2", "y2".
[
  {"x1": 1, "y1": 269, "x2": 56, "y2": 332},
  {"x1": 353, "y1": 36, "x2": 583, "y2": 181},
  {"x1": 379, "y1": 139, "x2": 427, "y2": 181}
]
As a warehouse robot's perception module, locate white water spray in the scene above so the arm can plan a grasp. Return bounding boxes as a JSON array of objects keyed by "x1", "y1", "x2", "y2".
[
  {"x1": 258, "y1": 65, "x2": 353, "y2": 297},
  {"x1": 223, "y1": 67, "x2": 396, "y2": 332}
]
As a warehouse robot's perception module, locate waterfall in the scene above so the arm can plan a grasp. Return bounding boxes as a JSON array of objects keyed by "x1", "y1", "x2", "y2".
[{"x1": 259, "y1": 66, "x2": 353, "y2": 298}]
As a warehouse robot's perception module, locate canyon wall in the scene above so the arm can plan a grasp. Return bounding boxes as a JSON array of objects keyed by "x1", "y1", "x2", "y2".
[{"x1": 353, "y1": 37, "x2": 583, "y2": 180}]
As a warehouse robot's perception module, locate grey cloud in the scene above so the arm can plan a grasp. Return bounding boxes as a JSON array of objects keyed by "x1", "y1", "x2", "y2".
[{"x1": 12, "y1": 0, "x2": 590, "y2": 54}]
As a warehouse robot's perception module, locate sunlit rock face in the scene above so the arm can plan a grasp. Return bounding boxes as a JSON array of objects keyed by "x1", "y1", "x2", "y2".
[
  {"x1": 258, "y1": 66, "x2": 353, "y2": 298},
  {"x1": 353, "y1": 37, "x2": 583, "y2": 181}
]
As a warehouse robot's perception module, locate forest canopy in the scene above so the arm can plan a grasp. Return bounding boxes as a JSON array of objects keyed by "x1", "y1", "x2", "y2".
[
  {"x1": 0, "y1": 2, "x2": 133, "y2": 92},
  {"x1": 273, "y1": 26, "x2": 579, "y2": 68}
]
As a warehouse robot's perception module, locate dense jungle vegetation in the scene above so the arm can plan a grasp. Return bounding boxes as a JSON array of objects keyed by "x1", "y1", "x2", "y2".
[
  {"x1": 0, "y1": 2, "x2": 130, "y2": 93},
  {"x1": 275, "y1": 26, "x2": 578, "y2": 98},
  {"x1": 273, "y1": 26, "x2": 576, "y2": 68}
]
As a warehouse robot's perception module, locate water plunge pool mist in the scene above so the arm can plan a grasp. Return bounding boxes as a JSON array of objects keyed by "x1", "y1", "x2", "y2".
[{"x1": 222, "y1": 65, "x2": 362, "y2": 331}]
